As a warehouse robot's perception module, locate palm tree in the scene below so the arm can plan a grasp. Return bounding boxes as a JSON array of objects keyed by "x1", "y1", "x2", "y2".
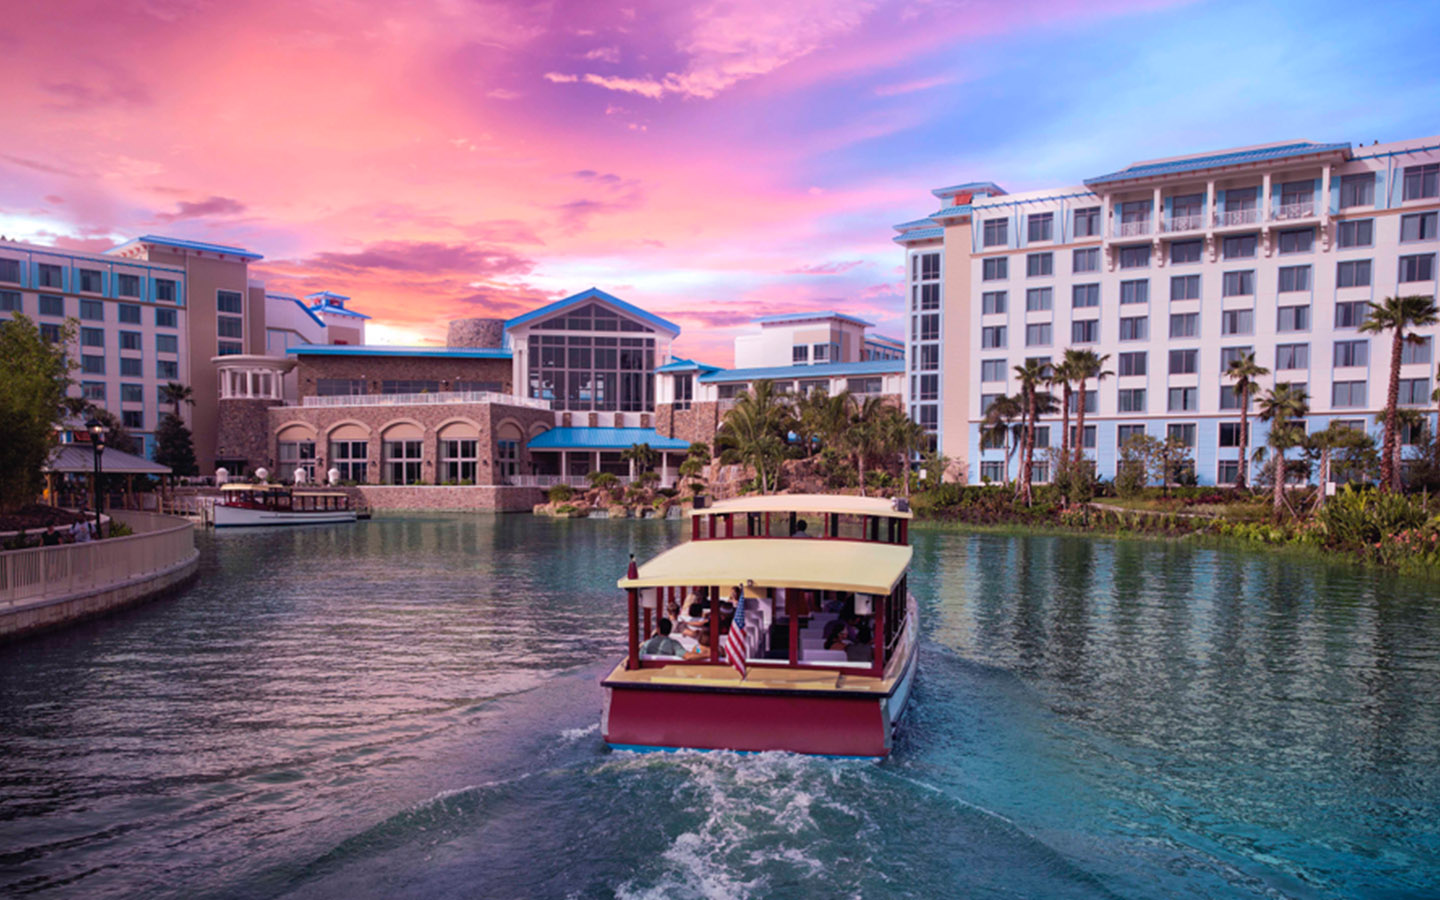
[
  {"x1": 981, "y1": 394, "x2": 1023, "y2": 485},
  {"x1": 1012, "y1": 359, "x2": 1055, "y2": 506},
  {"x1": 1359, "y1": 294, "x2": 1439, "y2": 491},
  {"x1": 885, "y1": 406, "x2": 929, "y2": 497},
  {"x1": 845, "y1": 394, "x2": 890, "y2": 496},
  {"x1": 1304, "y1": 422, "x2": 1373, "y2": 511},
  {"x1": 1049, "y1": 353, "x2": 1079, "y2": 462},
  {"x1": 718, "y1": 380, "x2": 792, "y2": 494},
  {"x1": 1387, "y1": 407, "x2": 1427, "y2": 487},
  {"x1": 1257, "y1": 382, "x2": 1309, "y2": 516},
  {"x1": 1070, "y1": 349, "x2": 1111, "y2": 468},
  {"x1": 1224, "y1": 353, "x2": 1269, "y2": 490},
  {"x1": 159, "y1": 381, "x2": 194, "y2": 419}
]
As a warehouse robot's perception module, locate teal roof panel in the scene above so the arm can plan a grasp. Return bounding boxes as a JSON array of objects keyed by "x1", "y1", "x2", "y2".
[{"x1": 526, "y1": 427, "x2": 689, "y2": 451}]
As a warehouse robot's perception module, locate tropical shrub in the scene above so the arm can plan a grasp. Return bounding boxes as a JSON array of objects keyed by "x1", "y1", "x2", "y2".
[
  {"x1": 1318, "y1": 485, "x2": 1429, "y2": 548},
  {"x1": 547, "y1": 484, "x2": 574, "y2": 503}
]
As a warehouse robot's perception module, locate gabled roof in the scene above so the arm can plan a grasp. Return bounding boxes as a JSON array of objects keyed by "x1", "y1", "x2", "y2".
[
  {"x1": 109, "y1": 235, "x2": 264, "y2": 261},
  {"x1": 504, "y1": 287, "x2": 680, "y2": 335},
  {"x1": 45, "y1": 443, "x2": 171, "y2": 475},
  {"x1": 1085, "y1": 141, "x2": 1351, "y2": 186},
  {"x1": 754, "y1": 311, "x2": 873, "y2": 328},
  {"x1": 526, "y1": 427, "x2": 689, "y2": 451},
  {"x1": 286, "y1": 344, "x2": 509, "y2": 358},
  {"x1": 699, "y1": 358, "x2": 903, "y2": 383},
  {"x1": 656, "y1": 357, "x2": 722, "y2": 374},
  {"x1": 930, "y1": 181, "x2": 1005, "y2": 199},
  {"x1": 268, "y1": 293, "x2": 326, "y2": 328},
  {"x1": 893, "y1": 227, "x2": 943, "y2": 244}
]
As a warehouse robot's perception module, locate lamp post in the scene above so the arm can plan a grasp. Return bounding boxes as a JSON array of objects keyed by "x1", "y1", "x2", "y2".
[{"x1": 86, "y1": 418, "x2": 107, "y2": 538}]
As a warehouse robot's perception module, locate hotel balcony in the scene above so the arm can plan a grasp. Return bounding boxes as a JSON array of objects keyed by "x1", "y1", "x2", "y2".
[
  {"x1": 1272, "y1": 201, "x2": 1318, "y2": 223},
  {"x1": 299, "y1": 390, "x2": 552, "y2": 410},
  {"x1": 1214, "y1": 208, "x2": 1261, "y2": 228},
  {"x1": 1161, "y1": 213, "x2": 1206, "y2": 234},
  {"x1": 1114, "y1": 219, "x2": 1152, "y2": 238}
]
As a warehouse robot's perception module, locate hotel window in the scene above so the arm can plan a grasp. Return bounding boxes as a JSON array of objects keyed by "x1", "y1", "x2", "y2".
[
  {"x1": 1167, "y1": 423, "x2": 1197, "y2": 447},
  {"x1": 157, "y1": 360, "x2": 178, "y2": 379},
  {"x1": 1334, "y1": 339, "x2": 1369, "y2": 368},
  {"x1": 80, "y1": 299, "x2": 103, "y2": 320},
  {"x1": 847, "y1": 376, "x2": 882, "y2": 395},
  {"x1": 1120, "y1": 280, "x2": 1149, "y2": 305},
  {"x1": 218, "y1": 341, "x2": 243, "y2": 356},
  {"x1": 1024, "y1": 323, "x2": 1052, "y2": 347},
  {"x1": 980, "y1": 326, "x2": 1006, "y2": 349},
  {"x1": 496, "y1": 438, "x2": 520, "y2": 479},
  {"x1": 793, "y1": 345, "x2": 808, "y2": 364},
  {"x1": 812, "y1": 342, "x2": 838, "y2": 363},
  {"x1": 383, "y1": 440, "x2": 423, "y2": 485},
  {"x1": 1336, "y1": 260, "x2": 1372, "y2": 288},
  {"x1": 917, "y1": 405, "x2": 938, "y2": 429},
  {"x1": 980, "y1": 461, "x2": 1006, "y2": 483},
  {"x1": 77, "y1": 268, "x2": 102, "y2": 293},
  {"x1": 116, "y1": 273, "x2": 140, "y2": 297},
  {"x1": 1072, "y1": 319, "x2": 1099, "y2": 344},
  {"x1": 915, "y1": 283, "x2": 940, "y2": 310},
  {"x1": 155, "y1": 279, "x2": 177, "y2": 302},
  {"x1": 1226, "y1": 187, "x2": 1258, "y2": 215},
  {"x1": 1222, "y1": 270, "x2": 1254, "y2": 297},
  {"x1": 1032, "y1": 426, "x2": 1051, "y2": 448},
  {"x1": 122, "y1": 410, "x2": 144, "y2": 430},
  {"x1": 1339, "y1": 173, "x2": 1375, "y2": 208},
  {"x1": 119, "y1": 331, "x2": 141, "y2": 351},
  {"x1": 982, "y1": 257, "x2": 1008, "y2": 280},
  {"x1": 330, "y1": 440, "x2": 368, "y2": 482},
  {"x1": 36, "y1": 263, "x2": 62, "y2": 288},
  {"x1": 1337, "y1": 220, "x2": 1373, "y2": 248},
  {"x1": 40, "y1": 323, "x2": 61, "y2": 343},
  {"x1": 1402, "y1": 163, "x2": 1439, "y2": 201},
  {"x1": 279, "y1": 440, "x2": 318, "y2": 483},
  {"x1": 1401, "y1": 212, "x2": 1438, "y2": 242},
  {"x1": 81, "y1": 381, "x2": 105, "y2": 402},
  {"x1": 1277, "y1": 305, "x2": 1310, "y2": 332},
  {"x1": 1118, "y1": 244, "x2": 1150, "y2": 269},
  {"x1": 1066, "y1": 390, "x2": 1098, "y2": 415},
  {"x1": 1222, "y1": 234, "x2": 1257, "y2": 259},
  {"x1": 1169, "y1": 240, "x2": 1202, "y2": 265},
  {"x1": 980, "y1": 425, "x2": 1007, "y2": 450},
  {"x1": 980, "y1": 393, "x2": 1002, "y2": 415},
  {"x1": 1279, "y1": 180, "x2": 1313, "y2": 213},
  {"x1": 317, "y1": 378, "x2": 367, "y2": 396},
  {"x1": 1117, "y1": 424, "x2": 1146, "y2": 446},
  {"x1": 156, "y1": 308, "x2": 177, "y2": 328},
  {"x1": 1169, "y1": 274, "x2": 1200, "y2": 301},
  {"x1": 1069, "y1": 425, "x2": 1097, "y2": 449},
  {"x1": 121, "y1": 357, "x2": 142, "y2": 377},
  {"x1": 674, "y1": 373, "x2": 694, "y2": 410},
  {"x1": 1026, "y1": 356, "x2": 1053, "y2": 377},
  {"x1": 39, "y1": 295, "x2": 63, "y2": 317},
  {"x1": 1117, "y1": 388, "x2": 1146, "y2": 413},
  {"x1": 983, "y1": 218, "x2": 1009, "y2": 247},
  {"x1": 1402, "y1": 336, "x2": 1433, "y2": 365},
  {"x1": 1168, "y1": 349, "x2": 1198, "y2": 375},
  {"x1": 0, "y1": 291, "x2": 19, "y2": 312},
  {"x1": 1220, "y1": 346, "x2": 1253, "y2": 368},
  {"x1": 917, "y1": 252, "x2": 940, "y2": 280},
  {"x1": 121, "y1": 383, "x2": 144, "y2": 403},
  {"x1": 117, "y1": 303, "x2": 140, "y2": 324},
  {"x1": 980, "y1": 360, "x2": 1007, "y2": 382},
  {"x1": 1398, "y1": 253, "x2": 1436, "y2": 282},
  {"x1": 1217, "y1": 461, "x2": 1240, "y2": 485},
  {"x1": 81, "y1": 327, "x2": 104, "y2": 347},
  {"x1": 1072, "y1": 248, "x2": 1099, "y2": 273},
  {"x1": 156, "y1": 334, "x2": 178, "y2": 354},
  {"x1": 1074, "y1": 207, "x2": 1100, "y2": 237},
  {"x1": 982, "y1": 291, "x2": 1007, "y2": 314},
  {"x1": 1169, "y1": 312, "x2": 1198, "y2": 338},
  {"x1": 1221, "y1": 308, "x2": 1255, "y2": 336},
  {"x1": 441, "y1": 439, "x2": 478, "y2": 483},
  {"x1": 1278, "y1": 229, "x2": 1314, "y2": 254},
  {"x1": 1170, "y1": 193, "x2": 1204, "y2": 227},
  {"x1": 1219, "y1": 422, "x2": 1247, "y2": 447},
  {"x1": 0, "y1": 258, "x2": 18, "y2": 282},
  {"x1": 1119, "y1": 200, "x2": 1151, "y2": 231},
  {"x1": 1399, "y1": 377, "x2": 1431, "y2": 406},
  {"x1": 1168, "y1": 387, "x2": 1198, "y2": 412},
  {"x1": 918, "y1": 316, "x2": 939, "y2": 341},
  {"x1": 917, "y1": 345, "x2": 939, "y2": 371},
  {"x1": 381, "y1": 380, "x2": 441, "y2": 394},
  {"x1": 218, "y1": 290, "x2": 243, "y2": 314},
  {"x1": 82, "y1": 354, "x2": 104, "y2": 375},
  {"x1": 1026, "y1": 252, "x2": 1053, "y2": 277},
  {"x1": 1219, "y1": 385, "x2": 1242, "y2": 410},
  {"x1": 1025, "y1": 287, "x2": 1053, "y2": 311},
  {"x1": 1118, "y1": 316, "x2": 1147, "y2": 341},
  {"x1": 1278, "y1": 265, "x2": 1311, "y2": 293},
  {"x1": 1072, "y1": 283, "x2": 1099, "y2": 308},
  {"x1": 1027, "y1": 212, "x2": 1053, "y2": 242},
  {"x1": 1331, "y1": 380, "x2": 1367, "y2": 408},
  {"x1": 1402, "y1": 419, "x2": 1426, "y2": 445},
  {"x1": 1117, "y1": 351, "x2": 1146, "y2": 376}
]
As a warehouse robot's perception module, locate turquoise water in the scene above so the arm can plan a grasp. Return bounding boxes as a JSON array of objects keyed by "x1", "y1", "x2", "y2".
[{"x1": 0, "y1": 515, "x2": 1437, "y2": 898}]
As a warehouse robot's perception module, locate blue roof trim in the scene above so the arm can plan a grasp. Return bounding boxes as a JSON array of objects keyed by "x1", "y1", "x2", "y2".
[
  {"x1": 754, "y1": 311, "x2": 873, "y2": 328},
  {"x1": 893, "y1": 217, "x2": 938, "y2": 230},
  {"x1": 656, "y1": 357, "x2": 721, "y2": 374},
  {"x1": 310, "y1": 303, "x2": 371, "y2": 319},
  {"x1": 503, "y1": 287, "x2": 681, "y2": 335},
  {"x1": 125, "y1": 234, "x2": 264, "y2": 260},
  {"x1": 699, "y1": 359, "x2": 903, "y2": 383},
  {"x1": 306, "y1": 290, "x2": 351, "y2": 301},
  {"x1": 287, "y1": 344, "x2": 510, "y2": 358},
  {"x1": 930, "y1": 181, "x2": 1005, "y2": 199},
  {"x1": 866, "y1": 333, "x2": 904, "y2": 345},
  {"x1": 1085, "y1": 141, "x2": 1351, "y2": 186},
  {"x1": 894, "y1": 227, "x2": 943, "y2": 243},
  {"x1": 526, "y1": 427, "x2": 689, "y2": 451},
  {"x1": 268, "y1": 294, "x2": 327, "y2": 328},
  {"x1": 929, "y1": 205, "x2": 972, "y2": 218}
]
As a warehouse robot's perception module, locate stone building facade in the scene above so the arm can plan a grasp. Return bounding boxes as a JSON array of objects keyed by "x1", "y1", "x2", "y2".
[{"x1": 291, "y1": 352, "x2": 514, "y2": 399}]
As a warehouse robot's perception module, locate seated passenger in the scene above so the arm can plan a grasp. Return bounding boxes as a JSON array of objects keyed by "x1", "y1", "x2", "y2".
[
  {"x1": 845, "y1": 624, "x2": 874, "y2": 663},
  {"x1": 640, "y1": 618, "x2": 687, "y2": 657},
  {"x1": 790, "y1": 519, "x2": 813, "y2": 537},
  {"x1": 823, "y1": 619, "x2": 848, "y2": 651}
]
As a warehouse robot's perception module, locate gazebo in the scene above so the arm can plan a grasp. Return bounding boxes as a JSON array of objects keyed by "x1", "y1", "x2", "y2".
[{"x1": 43, "y1": 443, "x2": 173, "y2": 510}]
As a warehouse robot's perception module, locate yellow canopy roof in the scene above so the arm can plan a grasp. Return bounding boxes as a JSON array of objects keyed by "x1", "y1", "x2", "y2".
[
  {"x1": 695, "y1": 493, "x2": 913, "y2": 520},
  {"x1": 618, "y1": 538, "x2": 912, "y2": 595}
]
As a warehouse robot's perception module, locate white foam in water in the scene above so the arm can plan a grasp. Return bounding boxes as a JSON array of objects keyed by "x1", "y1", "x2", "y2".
[{"x1": 558, "y1": 722, "x2": 599, "y2": 742}]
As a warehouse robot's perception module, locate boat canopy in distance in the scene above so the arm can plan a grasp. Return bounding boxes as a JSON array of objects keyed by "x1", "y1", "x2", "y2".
[
  {"x1": 696, "y1": 494, "x2": 912, "y2": 520},
  {"x1": 617, "y1": 537, "x2": 913, "y2": 596}
]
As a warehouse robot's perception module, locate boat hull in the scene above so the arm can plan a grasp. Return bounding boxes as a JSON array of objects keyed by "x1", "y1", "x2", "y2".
[{"x1": 213, "y1": 505, "x2": 358, "y2": 528}]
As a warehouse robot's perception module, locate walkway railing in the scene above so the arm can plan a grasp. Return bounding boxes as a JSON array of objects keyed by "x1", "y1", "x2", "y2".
[
  {"x1": 0, "y1": 511, "x2": 196, "y2": 609},
  {"x1": 501, "y1": 474, "x2": 638, "y2": 488},
  {"x1": 300, "y1": 391, "x2": 551, "y2": 411}
]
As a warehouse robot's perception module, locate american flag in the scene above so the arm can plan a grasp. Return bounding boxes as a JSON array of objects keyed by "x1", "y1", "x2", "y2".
[{"x1": 724, "y1": 592, "x2": 749, "y2": 678}]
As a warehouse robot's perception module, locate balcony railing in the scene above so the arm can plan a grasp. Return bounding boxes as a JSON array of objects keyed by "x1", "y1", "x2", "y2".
[
  {"x1": 1116, "y1": 219, "x2": 1152, "y2": 237},
  {"x1": 1274, "y1": 201, "x2": 1316, "y2": 221},
  {"x1": 501, "y1": 474, "x2": 639, "y2": 488},
  {"x1": 1162, "y1": 214, "x2": 1205, "y2": 233},
  {"x1": 1216, "y1": 208, "x2": 1260, "y2": 227},
  {"x1": 301, "y1": 390, "x2": 551, "y2": 410}
]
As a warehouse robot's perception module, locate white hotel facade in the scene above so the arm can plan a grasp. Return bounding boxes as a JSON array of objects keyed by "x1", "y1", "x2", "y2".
[{"x1": 896, "y1": 136, "x2": 1440, "y2": 486}]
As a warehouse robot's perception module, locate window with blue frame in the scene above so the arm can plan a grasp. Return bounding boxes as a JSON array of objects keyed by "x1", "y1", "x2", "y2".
[{"x1": 80, "y1": 299, "x2": 104, "y2": 320}]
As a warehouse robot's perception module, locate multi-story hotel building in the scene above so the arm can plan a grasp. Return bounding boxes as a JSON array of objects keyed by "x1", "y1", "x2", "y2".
[{"x1": 896, "y1": 136, "x2": 1440, "y2": 485}]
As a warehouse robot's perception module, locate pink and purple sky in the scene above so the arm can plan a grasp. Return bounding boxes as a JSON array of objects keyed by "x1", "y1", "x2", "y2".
[{"x1": 4, "y1": 0, "x2": 1437, "y2": 364}]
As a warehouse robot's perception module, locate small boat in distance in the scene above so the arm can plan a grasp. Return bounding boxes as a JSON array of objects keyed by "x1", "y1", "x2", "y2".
[
  {"x1": 603, "y1": 494, "x2": 918, "y2": 758},
  {"x1": 212, "y1": 483, "x2": 359, "y2": 528}
]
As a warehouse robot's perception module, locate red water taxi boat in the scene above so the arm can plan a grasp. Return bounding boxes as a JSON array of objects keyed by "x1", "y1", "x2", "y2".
[{"x1": 602, "y1": 494, "x2": 918, "y2": 758}]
